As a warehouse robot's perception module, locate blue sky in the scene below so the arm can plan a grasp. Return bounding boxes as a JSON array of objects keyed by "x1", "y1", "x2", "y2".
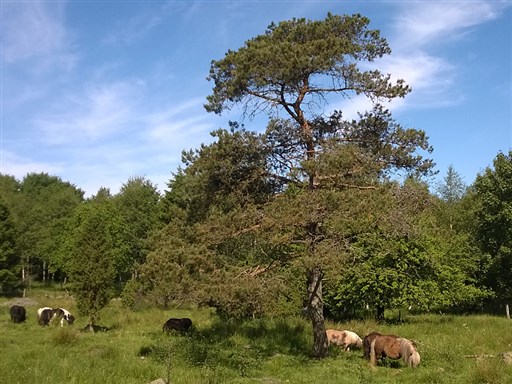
[{"x1": 1, "y1": 0, "x2": 511, "y2": 196}]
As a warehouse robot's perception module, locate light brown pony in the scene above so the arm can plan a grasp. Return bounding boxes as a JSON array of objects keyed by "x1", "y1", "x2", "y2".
[
  {"x1": 400, "y1": 338, "x2": 421, "y2": 367},
  {"x1": 369, "y1": 334, "x2": 420, "y2": 368},
  {"x1": 326, "y1": 329, "x2": 363, "y2": 351}
]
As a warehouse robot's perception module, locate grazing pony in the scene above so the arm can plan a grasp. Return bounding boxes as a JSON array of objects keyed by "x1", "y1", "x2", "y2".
[
  {"x1": 53, "y1": 308, "x2": 75, "y2": 326},
  {"x1": 10, "y1": 305, "x2": 26, "y2": 323},
  {"x1": 400, "y1": 338, "x2": 421, "y2": 367},
  {"x1": 326, "y1": 329, "x2": 363, "y2": 351},
  {"x1": 38, "y1": 307, "x2": 75, "y2": 326},
  {"x1": 369, "y1": 334, "x2": 420, "y2": 368},
  {"x1": 163, "y1": 317, "x2": 192, "y2": 333},
  {"x1": 363, "y1": 331, "x2": 382, "y2": 360}
]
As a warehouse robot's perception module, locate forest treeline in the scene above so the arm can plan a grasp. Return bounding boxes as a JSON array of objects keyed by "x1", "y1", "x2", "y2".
[
  {"x1": 1, "y1": 147, "x2": 511, "y2": 320},
  {"x1": 1, "y1": 13, "x2": 511, "y2": 357}
]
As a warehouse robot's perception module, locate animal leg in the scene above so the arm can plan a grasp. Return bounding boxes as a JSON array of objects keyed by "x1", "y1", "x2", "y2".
[{"x1": 369, "y1": 339, "x2": 377, "y2": 366}]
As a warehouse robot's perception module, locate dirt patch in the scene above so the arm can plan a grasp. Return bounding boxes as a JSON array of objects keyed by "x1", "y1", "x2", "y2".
[
  {"x1": 501, "y1": 352, "x2": 512, "y2": 365},
  {"x1": 2, "y1": 297, "x2": 39, "y2": 307}
]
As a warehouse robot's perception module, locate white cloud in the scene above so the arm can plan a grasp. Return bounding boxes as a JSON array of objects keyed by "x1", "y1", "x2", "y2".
[
  {"x1": 393, "y1": 0, "x2": 503, "y2": 49},
  {"x1": 335, "y1": 1, "x2": 510, "y2": 118},
  {"x1": 24, "y1": 86, "x2": 218, "y2": 196},
  {"x1": 330, "y1": 52, "x2": 457, "y2": 120},
  {"x1": 34, "y1": 80, "x2": 146, "y2": 144},
  {"x1": 375, "y1": 0, "x2": 511, "y2": 112},
  {"x1": 381, "y1": 53, "x2": 460, "y2": 109},
  {"x1": 0, "y1": 150, "x2": 61, "y2": 179},
  {"x1": 145, "y1": 98, "x2": 216, "y2": 145},
  {"x1": 1, "y1": 1, "x2": 77, "y2": 71}
]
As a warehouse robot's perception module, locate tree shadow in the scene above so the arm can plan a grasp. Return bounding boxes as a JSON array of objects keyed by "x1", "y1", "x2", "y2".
[
  {"x1": 199, "y1": 317, "x2": 311, "y2": 357},
  {"x1": 80, "y1": 324, "x2": 111, "y2": 333},
  {"x1": 141, "y1": 316, "x2": 313, "y2": 377}
]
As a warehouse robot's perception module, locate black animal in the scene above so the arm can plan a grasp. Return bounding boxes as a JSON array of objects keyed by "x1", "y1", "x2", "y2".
[
  {"x1": 163, "y1": 317, "x2": 192, "y2": 333},
  {"x1": 38, "y1": 307, "x2": 55, "y2": 325},
  {"x1": 10, "y1": 305, "x2": 26, "y2": 323}
]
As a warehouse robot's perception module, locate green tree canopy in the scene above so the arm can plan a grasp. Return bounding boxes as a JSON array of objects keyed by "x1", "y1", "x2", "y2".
[
  {"x1": 163, "y1": 125, "x2": 276, "y2": 225},
  {"x1": 15, "y1": 173, "x2": 84, "y2": 284},
  {"x1": 0, "y1": 199, "x2": 19, "y2": 293},
  {"x1": 66, "y1": 193, "x2": 118, "y2": 330},
  {"x1": 326, "y1": 179, "x2": 490, "y2": 319},
  {"x1": 205, "y1": 13, "x2": 409, "y2": 117},
  {"x1": 474, "y1": 150, "x2": 512, "y2": 303},
  {"x1": 114, "y1": 176, "x2": 161, "y2": 281}
]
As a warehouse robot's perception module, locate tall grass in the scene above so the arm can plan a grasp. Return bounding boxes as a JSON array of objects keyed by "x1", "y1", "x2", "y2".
[{"x1": 1, "y1": 288, "x2": 512, "y2": 383}]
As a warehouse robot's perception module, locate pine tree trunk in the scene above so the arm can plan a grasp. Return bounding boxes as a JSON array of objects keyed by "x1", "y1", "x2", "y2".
[{"x1": 307, "y1": 266, "x2": 328, "y2": 358}]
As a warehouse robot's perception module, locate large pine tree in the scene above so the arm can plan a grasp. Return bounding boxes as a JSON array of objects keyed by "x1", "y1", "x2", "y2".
[{"x1": 204, "y1": 13, "x2": 432, "y2": 357}]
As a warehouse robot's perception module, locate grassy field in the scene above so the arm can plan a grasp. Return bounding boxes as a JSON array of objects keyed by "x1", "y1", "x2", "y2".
[{"x1": 1, "y1": 287, "x2": 512, "y2": 384}]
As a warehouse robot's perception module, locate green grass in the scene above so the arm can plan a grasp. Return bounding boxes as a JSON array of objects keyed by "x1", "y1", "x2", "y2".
[{"x1": 1, "y1": 288, "x2": 512, "y2": 383}]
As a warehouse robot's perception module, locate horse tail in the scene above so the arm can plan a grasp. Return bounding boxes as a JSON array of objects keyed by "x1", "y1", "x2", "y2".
[{"x1": 369, "y1": 338, "x2": 377, "y2": 366}]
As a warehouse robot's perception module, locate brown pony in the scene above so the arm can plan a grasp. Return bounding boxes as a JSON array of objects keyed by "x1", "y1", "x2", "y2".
[
  {"x1": 369, "y1": 334, "x2": 420, "y2": 368},
  {"x1": 363, "y1": 332, "x2": 381, "y2": 360}
]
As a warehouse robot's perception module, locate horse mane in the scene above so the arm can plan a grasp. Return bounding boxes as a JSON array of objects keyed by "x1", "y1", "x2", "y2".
[{"x1": 398, "y1": 338, "x2": 421, "y2": 368}]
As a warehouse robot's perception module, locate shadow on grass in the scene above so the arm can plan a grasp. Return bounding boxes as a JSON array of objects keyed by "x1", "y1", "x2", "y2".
[
  {"x1": 139, "y1": 316, "x2": 313, "y2": 377},
  {"x1": 80, "y1": 324, "x2": 112, "y2": 333},
  {"x1": 198, "y1": 317, "x2": 310, "y2": 355}
]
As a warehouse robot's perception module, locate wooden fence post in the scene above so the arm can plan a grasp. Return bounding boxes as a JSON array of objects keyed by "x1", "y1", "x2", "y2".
[{"x1": 506, "y1": 304, "x2": 510, "y2": 319}]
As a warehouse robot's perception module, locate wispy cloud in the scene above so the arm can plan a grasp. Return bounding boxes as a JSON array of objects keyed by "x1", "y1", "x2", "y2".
[
  {"x1": 28, "y1": 81, "x2": 217, "y2": 195},
  {"x1": 102, "y1": 1, "x2": 196, "y2": 46},
  {"x1": 102, "y1": 10, "x2": 163, "y2": 46},
  {"x1": 34, "y1": 80, "x2": 146, "y2": 144},
  {"x1": 337, "y1": 0, "x2": 510, "y2": 118},
  {"x1": 146, "y1": 98, "x2": 214, "y2": 143},
  {"x1": 1, "y1": 0, "x2": 77, "y2": 71},
  {"x1": 393, "y1": 0, "x2": 504, "y2": 49},
  {"x1": 0, "y1": 150, "x2": 61, "y2": 178},
  {"x1": 379, "y1": 0, "x2": 511, "y2": 111}
]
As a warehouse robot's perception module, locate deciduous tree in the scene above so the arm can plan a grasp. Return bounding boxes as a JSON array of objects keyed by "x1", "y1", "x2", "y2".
[
  {"x1": 15, "y1": 173, "x2": 84, "y2": 285},
  {"x1": 66, "y1": 193, "x2": 118, "y2": 331},
  {"x1": 114, "y1": 176, "x2": 161, "y2": 281},
  {"x1": 474, "y1": 151, "x2": 512, "y2": 303},
  {"x1": 0, "y1": 200, "x2": 19, "y2": 293}
]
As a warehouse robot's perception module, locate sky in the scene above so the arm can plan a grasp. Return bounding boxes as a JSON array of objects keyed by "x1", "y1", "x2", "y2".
[{"x1": 1, "y1": 0, "x2": 511, "y2": 197}]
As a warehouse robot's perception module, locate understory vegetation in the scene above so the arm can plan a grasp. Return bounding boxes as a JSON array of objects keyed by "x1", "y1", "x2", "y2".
[{"x1": 1, "y1": 287, "x2": 512, "y2": 384}]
